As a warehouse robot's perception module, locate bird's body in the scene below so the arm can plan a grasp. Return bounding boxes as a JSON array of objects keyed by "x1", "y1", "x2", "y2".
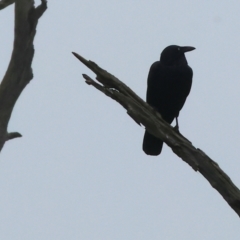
[{"x1": 143, "y1": 45, "x2": 194, "y2": 156}]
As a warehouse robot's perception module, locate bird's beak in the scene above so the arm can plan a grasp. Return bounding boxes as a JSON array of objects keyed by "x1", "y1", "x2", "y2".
[{"x1": 181, "y1": 46, "x2": 195, "y2": 53}]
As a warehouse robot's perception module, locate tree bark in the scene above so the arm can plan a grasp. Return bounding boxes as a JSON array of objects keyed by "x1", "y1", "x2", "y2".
[
  {"x1": 73, "y1": 52, "x2": 240, "y2": 217},
  {"x1": 0, "y1": 0, "x2": 47, "y2": 151}
]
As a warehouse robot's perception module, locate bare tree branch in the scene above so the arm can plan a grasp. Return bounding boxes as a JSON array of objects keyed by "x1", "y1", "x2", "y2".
[
  {"x1": 0, "y1": 0, "x2": 14, "y2": 10},
  {"x1": 0, "y1": 0, "x2": 47, "y2": 151},
  {"x1": 6, "y1": 132, "x2": 22, "y2": 141},
  {"x1": 73, "y1": 51, "x2": 240, "y2": 217}
]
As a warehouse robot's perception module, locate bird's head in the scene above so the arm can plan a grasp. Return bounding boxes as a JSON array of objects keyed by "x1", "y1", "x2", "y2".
[{"x1": 160, "y1": 45, "x2": 195, "y2": 66}]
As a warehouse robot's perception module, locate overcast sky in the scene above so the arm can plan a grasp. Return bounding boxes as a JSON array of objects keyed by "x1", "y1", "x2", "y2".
[{"x1": 0, "y1": 1, "x2": 240, "y2": 239}]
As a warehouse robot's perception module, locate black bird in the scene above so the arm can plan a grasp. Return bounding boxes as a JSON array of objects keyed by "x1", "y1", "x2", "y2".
[{"x1": 142, "y1": 45, "x2": 195, "y2": 156}]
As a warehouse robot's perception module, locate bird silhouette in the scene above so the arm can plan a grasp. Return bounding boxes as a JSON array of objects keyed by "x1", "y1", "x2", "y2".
[{"x1": 143, "y1": 45, "x2": 195, "y2": 155}]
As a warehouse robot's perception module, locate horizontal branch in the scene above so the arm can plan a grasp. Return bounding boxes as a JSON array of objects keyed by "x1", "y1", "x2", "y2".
[
  {"x1": 6, "y1": 132, "x2": 22, "y2": 141},
  {"x1": 0, "y1": 0, "x2": 14, "y2": 10},
  {"x1": 73, "y1": 51, "x2": 240, "y2": 217}
]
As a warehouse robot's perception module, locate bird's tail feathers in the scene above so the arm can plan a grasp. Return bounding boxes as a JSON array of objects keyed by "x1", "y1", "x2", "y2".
[{"x1": 142, "y1": 131, "x2": 163, "y2": 156}]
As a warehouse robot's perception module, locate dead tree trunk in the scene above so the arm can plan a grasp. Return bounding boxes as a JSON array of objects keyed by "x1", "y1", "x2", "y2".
[
  {"x1": 73, "y1": 51, "x2": 240, "y2": 217},
  {"x1": 0, "y1": 0, "x2": 47, "y2": 151}
]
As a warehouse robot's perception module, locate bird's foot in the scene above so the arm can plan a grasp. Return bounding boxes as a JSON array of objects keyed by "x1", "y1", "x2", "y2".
[
  {"x1": 173, "y1": 126, "x2": 192, "y2": 144},
  {"x1": 173, "y1": 125, "x2": 180, "y2": 133}
]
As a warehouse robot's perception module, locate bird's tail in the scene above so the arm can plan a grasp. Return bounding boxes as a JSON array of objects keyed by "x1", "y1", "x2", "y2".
[{"x1": 142, "y1": 131, "x2": 163, "y2": 156}]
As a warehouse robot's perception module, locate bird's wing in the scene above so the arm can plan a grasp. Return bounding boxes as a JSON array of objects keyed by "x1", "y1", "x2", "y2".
[
  {"x1": 146, "y1": 61, "x2": 167, "y2": 110},
  {"x1": 146, "y1": 62, "x2": 193, "y2": 123}
]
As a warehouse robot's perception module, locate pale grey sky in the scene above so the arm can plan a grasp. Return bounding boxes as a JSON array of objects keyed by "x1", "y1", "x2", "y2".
[{"x1": 0, "y1": 1, "x2": 240, "y2": 239}]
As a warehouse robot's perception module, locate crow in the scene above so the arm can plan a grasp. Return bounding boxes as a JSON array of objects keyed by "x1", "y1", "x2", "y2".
[{"x1": 142, "y1": 45, "x2": 195, "y2": 156}]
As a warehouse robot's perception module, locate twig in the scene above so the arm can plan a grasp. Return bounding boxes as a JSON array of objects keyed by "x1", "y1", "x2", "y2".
[{"x1": 0, "y1": 0, "x2": 14, "y2": 10}]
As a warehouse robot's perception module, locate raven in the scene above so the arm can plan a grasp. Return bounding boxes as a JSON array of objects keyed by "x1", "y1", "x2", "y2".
[{"x1": 142, "y1": 45, "x2": 195, "y2": 156}]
